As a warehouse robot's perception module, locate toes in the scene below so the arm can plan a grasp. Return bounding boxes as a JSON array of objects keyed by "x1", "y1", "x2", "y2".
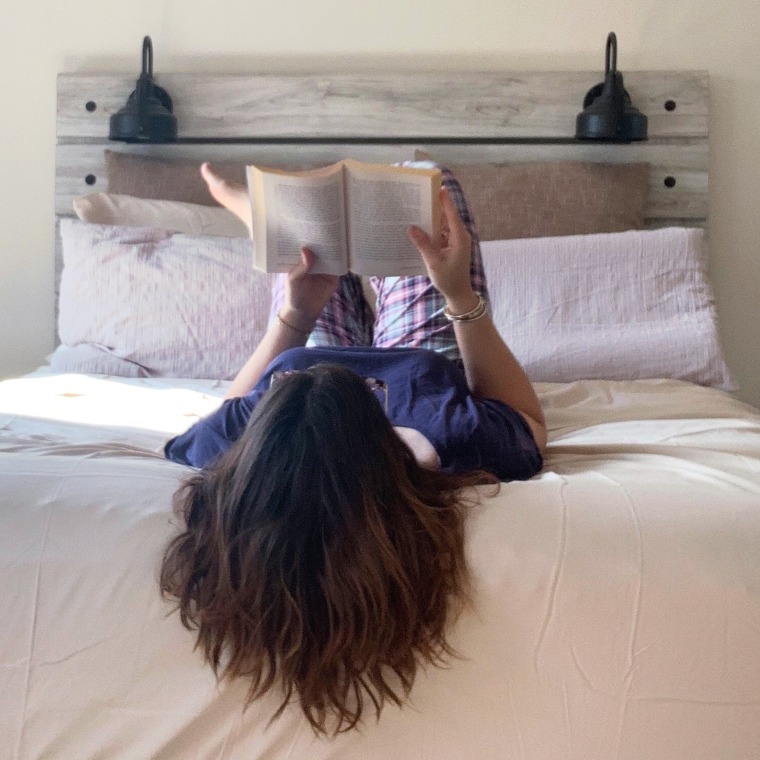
[{"x1": 200, "y1": 163, "x2": 251, "y2": 229}]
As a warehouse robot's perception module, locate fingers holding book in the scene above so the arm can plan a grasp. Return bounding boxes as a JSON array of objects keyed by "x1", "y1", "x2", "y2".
[{"x1": 282, "y1": 247, "x2": 340, "y2": 326}]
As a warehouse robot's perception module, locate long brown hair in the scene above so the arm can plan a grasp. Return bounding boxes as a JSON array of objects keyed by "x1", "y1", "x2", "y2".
[{"x1": 160, "y1": 363, "x2": 497, "y2": 734}]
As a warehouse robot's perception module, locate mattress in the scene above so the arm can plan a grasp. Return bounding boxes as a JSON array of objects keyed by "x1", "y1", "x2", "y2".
[{"x1": 2, "y1": 371, "x2": 760, "y2": 759}]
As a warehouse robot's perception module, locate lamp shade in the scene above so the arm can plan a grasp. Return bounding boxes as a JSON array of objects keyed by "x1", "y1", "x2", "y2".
[
  {"x1": 576, "y1": 33, "x2": 647, "y2": 142},
  {"x1": 109, "y1": 36, "x2": 177, "y2": 143}
]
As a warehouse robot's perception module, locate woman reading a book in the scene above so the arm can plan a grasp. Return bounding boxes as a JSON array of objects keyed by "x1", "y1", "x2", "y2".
[{"x1": 161, "y1": 163, "x2": 546, "y2": 734}]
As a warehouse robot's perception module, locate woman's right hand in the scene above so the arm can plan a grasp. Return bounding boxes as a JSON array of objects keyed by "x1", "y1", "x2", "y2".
[{"x1": 223, "y1": 247, "x2": 338, "y2": 400}]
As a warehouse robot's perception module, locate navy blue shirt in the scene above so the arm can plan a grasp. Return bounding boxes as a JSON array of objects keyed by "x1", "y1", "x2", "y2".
[{"x1": 164, "y1": 346, "x2": 542, "y2": 481}]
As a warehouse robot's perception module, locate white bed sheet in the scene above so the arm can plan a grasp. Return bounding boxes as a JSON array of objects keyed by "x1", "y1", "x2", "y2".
[{"x1": 2, "y1": 371, "x2": 760, "y2": 760}]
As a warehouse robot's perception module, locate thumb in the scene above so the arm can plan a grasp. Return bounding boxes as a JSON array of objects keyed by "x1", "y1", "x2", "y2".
[{"x1": 289, "y1": 246, "x2": 315, "y2": 281}]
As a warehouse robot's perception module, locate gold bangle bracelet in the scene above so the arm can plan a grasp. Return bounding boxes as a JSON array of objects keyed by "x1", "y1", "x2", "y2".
[
  {"x1": 443, "y1": 293, "x2": 488, "y2": 323},
  {"x1": 276, "y1": 310, "x2": 312, "y2": 336}
]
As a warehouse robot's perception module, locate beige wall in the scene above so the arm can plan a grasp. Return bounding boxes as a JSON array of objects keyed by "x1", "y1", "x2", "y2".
[{"x1": 1, "y1": 0, "x2": 758, "y2": 405}]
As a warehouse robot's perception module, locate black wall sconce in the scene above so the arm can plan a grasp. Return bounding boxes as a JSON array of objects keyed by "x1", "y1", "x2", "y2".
[
  {"x1": 576, "y1": 32, "x2": 648, "y2": 142},
  {"x1": 109, "y1": 36, "x2": 178, "y2": 142}
]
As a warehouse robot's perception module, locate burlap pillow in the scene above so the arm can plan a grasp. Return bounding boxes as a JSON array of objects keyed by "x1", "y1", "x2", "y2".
[
  {"x1": 415, "y1": 151, "x2": 650, "y2": 241},
  {"x1": 105, "y1": 150, "x2": 246, "y2": 206}
]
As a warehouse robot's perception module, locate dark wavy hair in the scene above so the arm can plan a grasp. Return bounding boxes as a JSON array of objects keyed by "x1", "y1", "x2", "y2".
[{"x1": 160, "y1": 363, "x2": 497, "y2": 734}]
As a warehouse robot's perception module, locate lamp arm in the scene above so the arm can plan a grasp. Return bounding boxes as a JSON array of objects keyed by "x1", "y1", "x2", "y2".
[
  {"x1": 142, "y1": 36, "x2": 153, "y2": 78},
  {"x1": 605, "y1": 32, "x2": 617, "y2": 74},
  {"x1": 134, "y1": 36, "x2": 155, "y2": 110}
]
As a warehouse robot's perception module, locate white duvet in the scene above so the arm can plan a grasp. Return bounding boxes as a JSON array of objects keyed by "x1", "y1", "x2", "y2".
[{"x1": 2, "y1": 371, "x2": 760, "y2": 760}]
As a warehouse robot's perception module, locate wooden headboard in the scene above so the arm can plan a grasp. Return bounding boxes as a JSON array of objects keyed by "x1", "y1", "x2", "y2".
[{"x1": 55, "y1": 70, "x2": 708, "y2": 298}]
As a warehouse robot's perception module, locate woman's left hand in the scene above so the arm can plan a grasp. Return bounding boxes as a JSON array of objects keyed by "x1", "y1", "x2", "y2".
[{"x1": 407, "y1": 188, "x2": 476, "y2": 311}]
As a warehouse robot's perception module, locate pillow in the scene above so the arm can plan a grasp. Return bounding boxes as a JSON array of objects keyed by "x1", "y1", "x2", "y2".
[
  {"x1": 480, "y1": 227, "x2": 734, "y2": 389},
  {"x1": 415, "y1": 151, "x2": 649, "y2": 241},
  {"x1": 105, "y1": 150, "x2": 246, "y2": 205},
  {"x1": 52, "y1": 220, "x2": 272, "y2": 379},
  {"x1": 73, "y1": 193, "x2": 248, "y2": 237}
]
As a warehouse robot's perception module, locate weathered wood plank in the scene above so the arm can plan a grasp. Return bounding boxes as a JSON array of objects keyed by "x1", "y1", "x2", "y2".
[{"x1": 57, "y1": 71, "x2": 708, "y2": 140}]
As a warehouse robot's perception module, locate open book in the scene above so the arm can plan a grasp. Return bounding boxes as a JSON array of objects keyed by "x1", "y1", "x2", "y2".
[{"x1": 247, "y1": 159, "x2": 441, "y2": 276}]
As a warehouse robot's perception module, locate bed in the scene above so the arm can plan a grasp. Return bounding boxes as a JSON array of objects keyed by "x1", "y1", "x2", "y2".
[{"x1": 2, "y1": 70, "x2": 760, "y2": 760}]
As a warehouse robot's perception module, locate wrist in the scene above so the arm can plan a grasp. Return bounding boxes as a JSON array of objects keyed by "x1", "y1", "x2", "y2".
[
  {"x1": 277, "y1": 306, "x2": 317, "y2": 335},
  {"x1": 443, "y1": 292, "x2": 488, "y2": 323},
  {"x1": 443, "y1": 290, "x2": 479, "y2": 317}
]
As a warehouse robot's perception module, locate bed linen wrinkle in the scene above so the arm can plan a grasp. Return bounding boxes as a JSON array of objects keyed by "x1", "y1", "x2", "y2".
[
  {"x1": 532, "y1": 478, "x2": 569, "y2": 675},
  {"x1": 528, "y1": 475, "x2": 646, "y2": 698},
  {"x1": 546, "y1": 447, "x2": 760, "y2": 493},
  {"x1": 599, "y1": 475, "x2": 645, "y2": 680},
  {"x1": 0, "y1": 439, "x2": 170, "y2": 459}
]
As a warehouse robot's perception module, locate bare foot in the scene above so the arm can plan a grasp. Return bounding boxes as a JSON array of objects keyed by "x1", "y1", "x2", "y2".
[{"x1": 200, "y1": 162, "x2": 253, "y2": 234}]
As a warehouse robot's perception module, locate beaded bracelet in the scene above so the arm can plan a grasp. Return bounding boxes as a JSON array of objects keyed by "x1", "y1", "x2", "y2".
[
  {"x1": 443, "y1": 293, "x2": 488, "y2": 323},
  {"x1": 276, "y1": 310, "x2": 312, "y2": 336}
]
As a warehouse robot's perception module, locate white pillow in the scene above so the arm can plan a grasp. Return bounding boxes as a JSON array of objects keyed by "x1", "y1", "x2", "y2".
[
  {"x1": 52, "y1": 221, "x2": 272, "y2": 379},
  {"x1": 73, "y1": 193, "x2": 248, "y2": 238},
  {"x1": 481, "y1": 227, "x2": 734, "y2": 389}
]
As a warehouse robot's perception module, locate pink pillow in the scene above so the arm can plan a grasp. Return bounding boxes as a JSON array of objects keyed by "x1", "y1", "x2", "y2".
[
  {"x1": 481, "y1": 227, "x2": 734, "y2": 388},
  {"x1": 53, "y1": 221, "x2": 272, "y2": 379}
]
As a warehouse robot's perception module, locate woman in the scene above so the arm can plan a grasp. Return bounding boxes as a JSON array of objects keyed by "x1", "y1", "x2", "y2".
[{"x1": 160, "y1": 163, "x2": 546, "y2": 734}]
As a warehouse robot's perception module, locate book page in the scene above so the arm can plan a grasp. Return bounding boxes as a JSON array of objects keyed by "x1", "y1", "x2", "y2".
[
  {"x1": 248, "y1": 163, "x2": 348, "y2": 275},
  {"x1": 344, "y1": 161, "x2": 441, "y2": 277}
]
